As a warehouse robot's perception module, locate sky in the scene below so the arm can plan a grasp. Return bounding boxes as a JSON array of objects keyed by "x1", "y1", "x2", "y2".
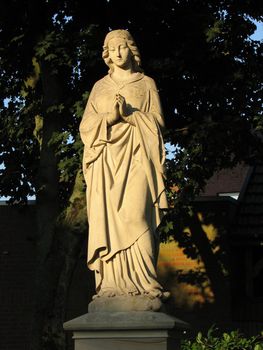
[{"x1": 250, "y1": 20, "x2": 263, "y2": 41}]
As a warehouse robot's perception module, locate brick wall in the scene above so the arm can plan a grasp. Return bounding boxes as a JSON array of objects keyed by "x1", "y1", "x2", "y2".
[
  {"x1": 0, "y1": 204, "x2": 37, "y2": 350},
  {"x1": 0, "y1": 203, "x2": 93, "y2": 350}
]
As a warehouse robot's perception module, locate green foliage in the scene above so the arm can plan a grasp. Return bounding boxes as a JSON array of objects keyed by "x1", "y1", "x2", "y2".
[
  {"x1": 0, "y1": 2, "x2": 102, "y2": 205},
  {"x1": 182, "y1": 327, "x2": 263, "y2": 350},
  {"x1": 0, "y1": 0, "x2": 262, "y2": 209}
]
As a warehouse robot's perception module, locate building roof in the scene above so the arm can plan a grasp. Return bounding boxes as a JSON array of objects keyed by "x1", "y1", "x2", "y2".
[{"x1": 201, "y1": 163, "x2": 250, "y2": 197}]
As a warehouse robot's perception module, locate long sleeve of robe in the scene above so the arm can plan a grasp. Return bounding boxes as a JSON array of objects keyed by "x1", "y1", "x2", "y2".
[{"x1": 79, "y1": 73, "x2": 168, "y2": 296}]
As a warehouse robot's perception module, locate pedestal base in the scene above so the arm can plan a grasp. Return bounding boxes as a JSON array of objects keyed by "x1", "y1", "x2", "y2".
[{"x1": 64, "y1": 312, "x2": 189, "y2": 350}]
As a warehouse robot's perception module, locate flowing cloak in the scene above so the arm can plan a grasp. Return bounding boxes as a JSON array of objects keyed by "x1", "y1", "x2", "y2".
[{"x1": 79, "y1": 72, "x2": 168, "y2": 292}]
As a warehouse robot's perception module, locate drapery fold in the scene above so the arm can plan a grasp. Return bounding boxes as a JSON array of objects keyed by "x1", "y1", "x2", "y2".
[
  {"x1": 96, "y1": 232, "x2": 163, "y2": 297},
  {"x1": 80, "y1": 73, "x2": 168, "y2": 294}
]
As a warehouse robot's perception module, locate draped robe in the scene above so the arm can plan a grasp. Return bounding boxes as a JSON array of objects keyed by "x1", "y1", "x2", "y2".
[{"x1": 80, "y1": 72, "x2": 168, "y2": 297}]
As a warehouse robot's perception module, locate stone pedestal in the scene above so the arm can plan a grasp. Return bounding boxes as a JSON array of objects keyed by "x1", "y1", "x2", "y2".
[{"x1": 63, "y1": 311, "x2": 189, "y2": 350}]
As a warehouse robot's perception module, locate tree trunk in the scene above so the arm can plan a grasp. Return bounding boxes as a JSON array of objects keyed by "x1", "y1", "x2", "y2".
[
  {"x1": 29, "y1": 61, "x2": 60, "y2": 349},
  {"x1": 41, "y1": 170, "x2": 87, "y2": 350},
  {"x1": 29, "y1": 59, "x2": 88, "y2": 350}
]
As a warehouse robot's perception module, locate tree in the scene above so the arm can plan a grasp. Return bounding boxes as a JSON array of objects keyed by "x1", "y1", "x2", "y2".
[{"x1": 0, "y1": 1, "x2": 262, "y2": 349}]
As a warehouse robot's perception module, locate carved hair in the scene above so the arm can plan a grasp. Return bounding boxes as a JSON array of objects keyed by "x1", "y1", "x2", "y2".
[{"x1": 102, "y1": 29, "x2": 144, "y2": 74}]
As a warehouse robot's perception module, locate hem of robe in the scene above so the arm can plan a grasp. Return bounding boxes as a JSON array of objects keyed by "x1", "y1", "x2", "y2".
[
  {"x1": 87, "y1": 226, "x2": 149, "y2": 273},
  {"x1": 91, "y1": 230, "x2": 163, "y2": 295},
  {"x1": 87, "y1": 197, "x2": 166, "y2": 273}
]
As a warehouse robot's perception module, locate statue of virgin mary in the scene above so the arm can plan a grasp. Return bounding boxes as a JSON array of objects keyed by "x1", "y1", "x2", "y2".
[{"x1": 80, "y1": 29, "x2": 169, "y2": 311}]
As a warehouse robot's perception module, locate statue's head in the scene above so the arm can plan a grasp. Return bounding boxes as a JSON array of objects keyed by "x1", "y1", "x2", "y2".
[{"x1": 102, "y1": 29, "x2": 143, "y2": 74}]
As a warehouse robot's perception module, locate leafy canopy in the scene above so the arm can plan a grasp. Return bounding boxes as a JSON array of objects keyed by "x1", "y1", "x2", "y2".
[{"x1": 0, "y1": 0, "x2": 262, "y2": 216}]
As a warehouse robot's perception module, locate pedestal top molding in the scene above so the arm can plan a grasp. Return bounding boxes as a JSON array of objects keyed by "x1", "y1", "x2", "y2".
[{"x1": 63, "y1": 311, "x2": 190, "y2": 331}]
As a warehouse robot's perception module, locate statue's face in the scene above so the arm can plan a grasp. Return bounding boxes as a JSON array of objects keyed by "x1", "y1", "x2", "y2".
[{"x1": 108, "y1": 37, "x2": 132, "y2": 69}]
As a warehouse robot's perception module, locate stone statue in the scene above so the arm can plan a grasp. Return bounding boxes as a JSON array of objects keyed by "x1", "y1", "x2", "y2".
[{"x1": 79, "y1": 29, "x2": 169, "y2": 312}]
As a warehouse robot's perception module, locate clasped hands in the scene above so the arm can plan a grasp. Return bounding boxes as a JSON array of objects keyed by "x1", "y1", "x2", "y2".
[{"x1": 107, "y1": 94, "x2": 132, "y2": 126}]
